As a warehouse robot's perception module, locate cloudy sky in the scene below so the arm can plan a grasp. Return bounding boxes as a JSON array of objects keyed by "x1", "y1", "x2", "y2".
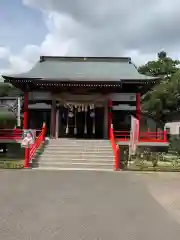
[{"x1": 1, "y1": 0, "x2": 180, "y2": 74}]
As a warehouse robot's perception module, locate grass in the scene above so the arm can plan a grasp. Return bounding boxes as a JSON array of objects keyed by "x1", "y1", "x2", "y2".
[
  {"x1": 0, "y1": 151, "x2": 24, "y2": 169},
  {"x1": 128, "y1": 164, "x2": 180, "y2": 172},
  {"x1": 127, "y1": 158, "x2": 180, "y2": 172},
  {"x1": 0, "y1": 159, "x2": 24, "y2": 169}
]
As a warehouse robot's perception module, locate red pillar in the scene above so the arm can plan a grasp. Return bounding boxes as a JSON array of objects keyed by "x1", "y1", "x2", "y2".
[
  {"x1": 51, "y1": 100, "x2": 56, "y2": 138},
  {"x1": 136, "y1": 93, "x2": 140, "y2": 139},
  {"x1": 23, "y1": 91, "x2": 29, "y2": 168},
  {"x1": 23, "y1": 91, "x2": 28, "y2": 129},
  {"x1": 108, "y1": 99, "x2": 112, "y2": 139}
]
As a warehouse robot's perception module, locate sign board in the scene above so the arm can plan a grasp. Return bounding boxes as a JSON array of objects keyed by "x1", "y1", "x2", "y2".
[
  {"x1": 21, "y1": 129, "x2": 36, "y2": 148},
  {"x1": 129, "y1": 115, "x2": 139, "y2": 157}
]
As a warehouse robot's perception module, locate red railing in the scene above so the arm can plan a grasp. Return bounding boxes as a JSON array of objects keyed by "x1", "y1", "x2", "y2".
[
  {"x1": 24, "y1": 123, "x2": 47, "y2": 168},
  {"x1": 0, "y1": 129, "x2": 23, "y2": 140},
  {"x1": 139, "y1": 130, "x2": 167, "y2": 142},
  {"x1": 114, "y1": 131, "x2": 130, "y2": 141},
  {"x1": 114, "y1": 130, "x2": 167, "y2": 142},
  {"x1": 109, "y1": 124, "x2": 120, "y2": 170}
]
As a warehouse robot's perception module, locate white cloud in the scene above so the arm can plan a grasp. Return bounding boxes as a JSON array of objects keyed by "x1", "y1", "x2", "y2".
[
  {"x1": 0, "y1": 45, "x2": 40, "y2": 74},
  {"x1": 0, "y1": 47, "x2": 10, "y2": 59},
  {"x1": 2, "y1": 0, "x2": 180, "y2": 74}
]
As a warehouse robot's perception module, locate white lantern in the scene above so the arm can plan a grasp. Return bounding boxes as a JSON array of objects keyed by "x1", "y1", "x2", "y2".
[
  {"x1": 68, "y1": 112, "x2": 74, "y2": 118},
  {"x1": 90, "y1": 112, "x2": 95, "y2": 118}
]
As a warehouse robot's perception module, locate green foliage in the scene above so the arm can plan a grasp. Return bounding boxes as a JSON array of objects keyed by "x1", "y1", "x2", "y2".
[
  {"x1": 127, "y1": 147, "x2": 180, "y2": 171},
  {"x1": 139, "y1": 51, "x2": 180, "y2": 121},
  {"x1": 168, "y1": 136, "x2": 180, "y2": 154},
  {"x1": 0, "y1": 111, "x2": 16, "y2": 128},
  {"x1": 0, "y1": 119, "x2": 16, "y2": 129},
  {"x1": 139, "y1": 51, "x2": 180, "y2": 79},
  {"x1": 0, "y1": 83, "x2": 12, "y2": 97},
  {"x1": 0, "y1": 83, "x2": 22, "y2": 97}
]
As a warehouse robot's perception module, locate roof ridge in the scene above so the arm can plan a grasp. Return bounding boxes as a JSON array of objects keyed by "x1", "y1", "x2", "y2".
[{"x1": 39, "y1": 56, "x2": 131, "y2": 63}]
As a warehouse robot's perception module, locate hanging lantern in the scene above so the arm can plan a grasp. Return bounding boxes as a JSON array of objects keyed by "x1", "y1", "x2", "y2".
[
  {"x1": 90, "y1": 112, "x2": 95, "y2": 118},
  {"x1": 69, "y1": 104, "x2": 73, "y2": 111},
  {"x1": 84, "y1": 110, "x2": 87, "y2": 134},
  {"x1": 68, "y1": 112, "x2": 74, "y2": 118},
  {"x1": 74, "y1": 108, "x2": 77, "y2": 134},
  {"x1": 82, "y1": 105, "x2": 84, "y2": 112}
]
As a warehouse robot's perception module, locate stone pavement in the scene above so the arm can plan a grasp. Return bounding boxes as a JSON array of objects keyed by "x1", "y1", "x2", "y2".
[
  {"x1": 136, "y1": 172, "x2": 180, "y2": 225},
  {"x1": 0, "y1": 170, "x2": 180, "y2": 239}
]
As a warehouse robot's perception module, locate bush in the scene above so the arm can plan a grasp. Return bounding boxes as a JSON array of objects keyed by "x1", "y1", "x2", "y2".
[
  {"x1": 0, "y1": 111, "x2": 16, "y2": 129},
  {"x1": 168, "y1": 135, "x2": 180, "y2": 154}
]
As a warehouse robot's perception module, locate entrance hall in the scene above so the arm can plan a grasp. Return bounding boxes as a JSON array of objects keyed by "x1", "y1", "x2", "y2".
[{"x1": 58, "y1": 104, "x2": 105, "y2": 139}]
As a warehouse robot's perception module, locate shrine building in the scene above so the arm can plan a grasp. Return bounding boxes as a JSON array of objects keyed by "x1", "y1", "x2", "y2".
[{"x1": 2, "y1": 56, "x2": 160, "y2": 140}]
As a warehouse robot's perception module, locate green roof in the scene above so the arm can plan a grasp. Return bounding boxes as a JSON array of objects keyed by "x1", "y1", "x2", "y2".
[{"x1": 2, "y1": 56, "x2": 158, "y2": 83}]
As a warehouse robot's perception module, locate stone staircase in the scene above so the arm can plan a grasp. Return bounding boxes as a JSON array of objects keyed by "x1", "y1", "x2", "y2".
[{"x1": 35, "y1": 138, "x2": 114, "y2": 171}]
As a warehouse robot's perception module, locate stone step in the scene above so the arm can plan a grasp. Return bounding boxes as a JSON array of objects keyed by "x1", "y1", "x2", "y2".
[
  {"x1": 48, "y1": 141, "x2": 111, "y2": 145},
  {"x1": 43, "y1": 149, "x2": 113, "y2": 154},
  {"x1": 49, "y1": 144, "x2": 112, "y2": 147},
  {"x1": 49, "y1": 141, "x2": 111, "y2": 144},
  {"x1": 49, "y1": 142, "x2": 111, "y2": 144},
  {"x1": 42, "y1": 151, "x2": 113, "y2": 156},
  {"x1": 34, "y1": 167, "x2": 113, "y2": 172},
  {"x1": 49, "y1": 139, "x2": 110, "y2": 142},
  {"x1": 38, "y1": 139, "x2": 114, "y2": 171},
  {"x1": 41, "y1": 156, "x2": 114, "y2": 161},
  {"x1": 45, "y1": 146, "x2": 112, "y2": 150},
  {"x1": 48, "y1": 141, "x2": 111, "y2": 144},
  {"x1": 38, "y1": 162, "x2": 114, "y2": 169},
  {"x1": 39, "y1": 159, "x2": 114, "y2": 164}
]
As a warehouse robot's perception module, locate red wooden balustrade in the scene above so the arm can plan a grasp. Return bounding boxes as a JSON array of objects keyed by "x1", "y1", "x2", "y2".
[
  {"x1": 114, "y1": 130, "x2": 167, "y2": 142},
  {"x1": 0, "y1": 129, "x2": 23, "y2": 140},
  {"x1": 24, "y1": 123, "x2": 47, "y2": 168},
  {"x1": 109, "y1": 124, "x2": 120, "y2": 170}
]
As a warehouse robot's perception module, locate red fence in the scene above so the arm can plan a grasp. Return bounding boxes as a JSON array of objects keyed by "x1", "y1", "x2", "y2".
[
  {"x1": 0, "y1": 129, "x2": 23, "y2": 140},
  {"x1": 114, "y1": 130, "x2": 167, "y2": 142}
]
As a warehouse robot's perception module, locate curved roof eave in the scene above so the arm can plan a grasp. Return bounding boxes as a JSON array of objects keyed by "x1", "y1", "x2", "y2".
[{"x1": 2, "y1": 75, "x2": 160, "y2": 83}]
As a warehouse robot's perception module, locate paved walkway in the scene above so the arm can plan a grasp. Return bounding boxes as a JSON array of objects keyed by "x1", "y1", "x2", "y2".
[
  {"x1": 137, "y1": 172, "x2": 180, "y2": 225},
  {"x1": 0, "y1": 170, "x2": 180, "y2": 239}
]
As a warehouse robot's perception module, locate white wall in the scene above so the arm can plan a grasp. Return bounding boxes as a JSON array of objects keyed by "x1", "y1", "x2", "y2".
[
  {"x1": 28, "y1": 91, "x2": 51, "y2": 100},
  {"x1": 165, "y1": 122, "x2": 180, "y2": 135},
  {"x1": 109, "y1": 93, "x2": 136, "y2": 102}
]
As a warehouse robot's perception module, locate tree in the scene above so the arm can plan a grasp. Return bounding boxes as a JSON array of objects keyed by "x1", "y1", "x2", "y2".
[
  {"x1": 0, "y1": 83, "x2": 22, "y2": 97},
  {"x1": 139, "y1": 52, "x2": 180, "y2": 121},
  {"x1": 0, "y1": 83, "x2": 12, "y2": 97},
  {"x1": 139, "y1": 51, "x2": 180, "y2": 80}
]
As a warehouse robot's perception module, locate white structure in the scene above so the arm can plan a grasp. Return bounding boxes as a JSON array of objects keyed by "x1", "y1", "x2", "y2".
[{"x1": 165, "y1": 122, "x2": 180, "y2": 135}]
